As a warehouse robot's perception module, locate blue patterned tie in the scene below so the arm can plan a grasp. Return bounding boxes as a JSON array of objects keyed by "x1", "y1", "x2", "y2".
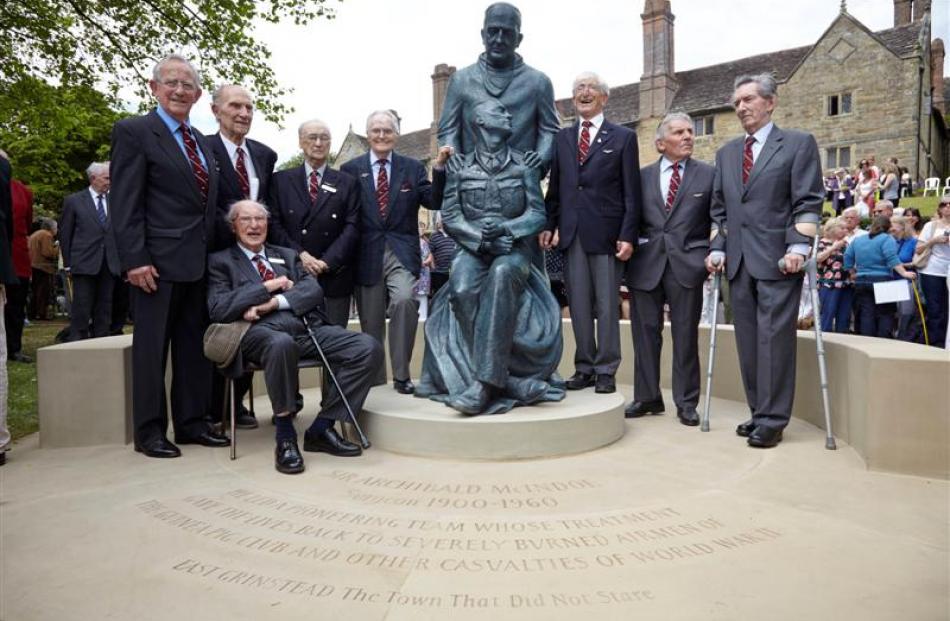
[{"x1": 96, "y1": 194, "x2": 107, "y2": 225}]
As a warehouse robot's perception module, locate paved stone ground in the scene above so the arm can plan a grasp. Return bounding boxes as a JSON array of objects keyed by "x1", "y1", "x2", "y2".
[{"x1": 1, "y1": 387, "x2": 947, "y2": 621}]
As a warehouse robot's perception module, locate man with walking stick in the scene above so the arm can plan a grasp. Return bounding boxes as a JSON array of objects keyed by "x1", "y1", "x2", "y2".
[{"x1": 207, "y1": 200, "x2": 382, "y2": 474}]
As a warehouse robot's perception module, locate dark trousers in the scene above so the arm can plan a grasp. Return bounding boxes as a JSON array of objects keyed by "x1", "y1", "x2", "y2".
[
  {"x1": 4, "y1": 276, "x2": 29, "y2": 354},
  {"x1": 818, "y1": 286, "x2": 853, "y2": 333},
  {"x1": 920, "y1": 273, "x2": 948, "y2": 347},
  {"x1": 69, "y1": 261, "x2": 115, "y2": 339},
  {"x1": 29, "y1": 269, "x2": 54, "y2": 320},
  {"x1": 131, "y1": 280, "x2": 213, "y2": 445},
  {"x1": 110, "y1": 277, "x2": 131, "y2": 334},
  {"x1": 430, "y1": 272, "x2": 449, "y2": 296},
  {"x1": 729, "y1": 263, "x2": 802, "y2": 430},
  {"x1": 564, "y1": 239, "x2": 622, "y2": 376},
  {"x1": 854, "y1": 280, "x2": 896, "y2": 338}
]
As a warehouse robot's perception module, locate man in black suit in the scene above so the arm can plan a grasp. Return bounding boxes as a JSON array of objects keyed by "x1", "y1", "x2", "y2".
[
  {"x1": 625, "y1": 113, "x2": 715, "y2": 426},
  {"x1": 340, "y1": 110, "x2": 447, "y2": 394},
  {"x1": 542, "y1": 72, "x2": 641, "y2": 395},
  {"x1": 0, "y1": 149, "x2": 15, "y2": 465},
  {"x1": 269, "y1": 119, "x2": 359, "y2": 328},
  {"x1": 708, "y1": 73, "x2": 823, "y2": 449},
  {"x1": 110, "y1": 54, "x2": 228, "y2": 458},
  {"x1": 207, "y1": 200, "x2": 382, "y2": 473},
  {"x1": 59, "y1": 161, "x2": 120, "y2": 340},
  {"x1": 206, "y1": 84, "x2": 278, "y2": 430}
]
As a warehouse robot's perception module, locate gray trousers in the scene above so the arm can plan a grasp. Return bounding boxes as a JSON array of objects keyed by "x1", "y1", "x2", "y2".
[
  {"x1": 629, "y1": 264, "x2": 704, "y2": 410},
  {"x1": 356, "y1": 246, "x2": 419, "y2": 384},
  {"x1": 564, "y1": 239, "x2": 622, "y2": 376},
  {"x1": 729, "y1": 262, "x2": 802, "y2": 430}
]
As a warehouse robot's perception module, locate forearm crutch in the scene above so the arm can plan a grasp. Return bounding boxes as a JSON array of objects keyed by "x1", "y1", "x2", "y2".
[
  {"x1": 301, "y1": 315, "x2": 371, "y2": 449},
  {"x1": 700, "y1": 259, "x2": 722, "y2": 432}
]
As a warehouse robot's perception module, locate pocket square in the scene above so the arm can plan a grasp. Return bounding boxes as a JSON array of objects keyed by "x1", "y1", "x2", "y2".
[
  {"x1": 603, "y1": 149, "x2": 614, "y2": 154},
  {"x1": 322, "y1": 183, "x2": 337, "y2": 193},
  {"x1": 693, "y1": 192, "x2": 704, "y2": 197}
]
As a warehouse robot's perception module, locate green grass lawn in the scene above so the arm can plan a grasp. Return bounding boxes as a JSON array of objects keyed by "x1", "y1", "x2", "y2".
[
  {"x1": 7, "y1": 320, "x2": 66, "y2": 441},
  {"x1": 823, "y1": 194, "x2": 943, "y2": 218}
]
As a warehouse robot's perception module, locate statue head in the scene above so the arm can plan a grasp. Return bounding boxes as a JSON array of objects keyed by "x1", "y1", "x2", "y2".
[
  {"x1": 481, "y1": 3, "x2": 523, "y2": 69},
  {"x1": 473, "y1": 98, "x2": 512, "y2": 151}
]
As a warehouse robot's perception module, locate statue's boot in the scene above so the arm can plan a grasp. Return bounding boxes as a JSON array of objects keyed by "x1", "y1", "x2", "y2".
[
  {"x1": 506, "y1": 376, "x2": 548, "y2": 405},
  {"x1": 448, "y1": 382, "x2": 491, "y2": 415}
]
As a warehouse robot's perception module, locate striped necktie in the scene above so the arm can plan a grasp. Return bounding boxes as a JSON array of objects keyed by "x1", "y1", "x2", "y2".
[
  {"x1": 742, "y1": 136, "x2": 755, "y2": 185},
  {"x1": 578, "y1": 121, "x2": 592, "y2": 163},
  {"x1": 665, "y1": 162, "x2": 680, "y2": 212},
  {"x1": 376, "y1": 159, "x2": 389, "y2": 219},
  {"x1": 180, "y1": 124, "x2": 209, "y2": 202},
  {"x1": 235, "y1": 147, "x2": 250, "y2": 198}
]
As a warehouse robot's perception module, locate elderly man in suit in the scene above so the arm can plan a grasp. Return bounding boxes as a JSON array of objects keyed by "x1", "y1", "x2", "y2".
[
  {"x1": 0, "y1": 149, "x2": 15, "y2": 465},
  {"x1": 707, "y1": 73, "x2": 823, "y2": 449},
  {"x1": 208, "y1": 200, "x2": 382, "y2": 473},
  {"x1": 206, "y1": 84, "x2": 278, "y2": 430},
  {"x1": 340, "y1": 110, "x2": 447, "y2": 394},
  {"x1": 60, "y1": 161, "x2": 120, "y2": 340},
  {"x1": 269, "y1": 119, "x2": 359, "y2": 328},
  {"x1": 541, "y1": 72, "x2": 641, "y2": 394},
  {"x1": 110, "y1": 54, "x2": 228, "y2": 458},
  {"x1": 626, "y1": 113, "x2": 715, "y2": 426}
]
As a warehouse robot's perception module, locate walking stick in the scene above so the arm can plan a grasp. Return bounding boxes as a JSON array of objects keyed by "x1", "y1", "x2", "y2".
[
  {"x1": 301, "y1": 315, "x2": 371, "y2": 449},
  {"x1": 912, "y1": 279, "x2": 929, "y2": 346},
  {"x1": 700, "y1": 258, "x2": 722, "y2": 432}
]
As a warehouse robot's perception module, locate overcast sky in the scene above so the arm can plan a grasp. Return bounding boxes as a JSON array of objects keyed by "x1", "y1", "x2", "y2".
[{"x1": 185, "y1": 0, "x2": 950, "y2": 164}]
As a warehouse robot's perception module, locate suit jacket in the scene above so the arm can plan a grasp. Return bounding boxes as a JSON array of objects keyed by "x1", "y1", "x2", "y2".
[
  {"x1": 59, "y1": 189, "x2": 120, "y2": 276},
  {"x1": 0, "y1": 156, "x2": 15, "y2": 285},
  {"x1": 267, "y1": 165, "x2": 360, "y2": 298},
  {"x1": 627, "y1": 158, "x2": 715, "y2": 290},
  {"x1": 340, "y1": 151, "x2": 439, "y2": 286},
  {"x1": 207, "y1": 243, "x2": 325, "y2": 376},
  {"x1": 710, "y1": 124, "x2": 823, "y2": 281},
  {"x1": 545, "y1": 119, "x2": 642, "y2": 254},
  {"x1": 109, "y1": 109, "x2": 219, "y2": 282},
  {"x1": 208, "y1": 133, "x2": 277, "y2": 252}
]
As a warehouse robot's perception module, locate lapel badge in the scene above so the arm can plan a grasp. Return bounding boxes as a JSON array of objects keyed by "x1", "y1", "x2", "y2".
[{"x1": 322, "y1": 184, "x2": 337, "y2": 194}]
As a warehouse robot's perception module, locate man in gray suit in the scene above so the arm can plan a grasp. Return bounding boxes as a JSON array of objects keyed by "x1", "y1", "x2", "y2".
[
  {"x1": 60, "y1": 161, "x2": 120, "y2": 340},
  {"x1": 207, "y1": 200, "x2": 382, "y2": 473},
  {"x1": 626, "y1": 113, "x2": 714, "y2": 426},
  {"x1": 708, "y1": 73, "x2": 823, "y2": 448}
]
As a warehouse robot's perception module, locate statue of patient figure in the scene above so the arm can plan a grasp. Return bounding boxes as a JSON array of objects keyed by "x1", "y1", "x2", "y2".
[{"x1": 416, "y1": 99, "x2": 565, "y2": 415}]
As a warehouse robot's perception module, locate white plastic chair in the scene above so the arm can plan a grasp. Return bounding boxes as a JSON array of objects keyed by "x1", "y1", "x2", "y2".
[
  {"x1": 942, "y1": 177, "x2": 950, "y2": 198},
  {"x1": 922, "y1": 177, "x2": 940, "y2": 197}
]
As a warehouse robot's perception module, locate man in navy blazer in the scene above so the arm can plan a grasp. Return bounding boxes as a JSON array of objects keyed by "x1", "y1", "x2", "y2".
[
  {"x1": 269, "y1": 119, "x2": 359, "y2": 328},
  {"x1": 110, "y1": 54, "x2": 228, "y2": 458},
  {"x1": 707, "y1": 73, "x2": 823, "y2": 449},
  {"x1": 59, "y1": 161, "x2": 120, "y2": 340},
  {"x1": 626, "y1": 113, "x2": 715, "y2": 426},
  {"x1": 340, "y1": 110, "x2": 447, "y2": 394},
  {"x1": 542, "y1": 72, "x2": 641, "y2": 394}
]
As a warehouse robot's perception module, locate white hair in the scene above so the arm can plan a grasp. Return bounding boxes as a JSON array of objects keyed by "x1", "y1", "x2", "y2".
[
  {"x1": 298, "y1": 118, "x2": 331, "y2": 138},
  {"x1": 227, "y1": 200, "x2": 269, "y2": 222},
  {"x1": 655, "y1": 112, "x2": 693, "y2": 141},
  {"x1": 572, "y1": 71, "x2": 609, "y2": 97},
  {"x1": 211, "y1": 84, "x2": 250, "y2": 105},
  {"x1": 733, "y1": 73, "x2": 778, "y2": 99},
  {"x1": 86, "y1": 161, "x2": 109, "y2": 180},
  {"x1": 152, "y1": 54, "x2": 202, "y2": 88},
  {"x1": 365, "y1": 110, "x2": 400, "y2": 135}
]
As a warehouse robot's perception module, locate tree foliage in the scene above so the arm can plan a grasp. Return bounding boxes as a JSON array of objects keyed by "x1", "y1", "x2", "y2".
[
  {"x1": 0, "y1": 0, "x2": 336, "y2": 124},
  {"x1": 0, "y1": 77, "x2": 125, "y2": 214}
]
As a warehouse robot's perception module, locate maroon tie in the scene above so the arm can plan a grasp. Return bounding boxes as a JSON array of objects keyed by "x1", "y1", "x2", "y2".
[
  {"x1": 180, "y1": 124, "x2": 209, "y2": 203},
  {"x1": 252, "y1": 255, "x2": 275, "y2": 281},
  {"x1": 742, "y1": 136, "x2": 755, "y2": 185},
  {"x1": 309, "y1": 170, "x2": 320, "y2": 204},
  {"x1": 376, "y1": 159, "x2": 390, "y2": 219},
  {"x1": 235, "y1": 147, "x2": 250, "y2": 198},
  {"x1": 666, "y1": 161, "x2": 680, "y2": 212},
  {"x1": 578, "y1": 121, "x2": 592, "y2": 163}
]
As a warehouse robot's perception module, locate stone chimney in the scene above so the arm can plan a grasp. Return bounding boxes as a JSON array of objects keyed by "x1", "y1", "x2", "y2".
[
  {"x1": 894, "y1": 0, "x2": 912, "y2": 26},
  {"x1": 932, "y1": 38, "x2": 945, "y2": 114},
  {"x1": 913, "y1": 0, "x2": 931, "y2": 21},
  {"x1": 430, "y1": 63, "x2": 456, "y2": 157},
  {"x1": 639, "y1": 0, "x2": 677, "y2": 121}
]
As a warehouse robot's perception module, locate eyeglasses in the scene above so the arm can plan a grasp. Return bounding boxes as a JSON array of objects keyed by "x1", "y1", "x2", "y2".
[
  {"x1": 236, "y1": 216, "x2": 267, "y2": 225},
  {"x1": 368, "y1": 128, "x2": 395, "y2": 137},
  {"x1": 161, "y1": 79, "x2": 198, "y2": 92},
  {"x1": 302, "y1": 133, "x2": 331, "y2": 143}
]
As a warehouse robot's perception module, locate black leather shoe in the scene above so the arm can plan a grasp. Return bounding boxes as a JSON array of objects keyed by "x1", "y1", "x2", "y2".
[
  {"x1": 135, "y1": 437, "x2": 181, "y2": 458},
  {"x1": 304, "y1": 427, "x2": 362, "y2": 456},
  {"x1": 176, "y1": 430, "x2": 230, "y2": 447},
  {"x1": 624, "y1": 399, "x2": 665, "y2": 418},
  {"x1": 565, "y1": 372, "x2": 595, "y2": 390},
  {"x1": 393, "y1": 378, "x2": 415, "y2": 394},
  {"x1": 735, "y1": 419, "x2": 756, "y2": 437},
  {"x1": 275, "y1": 439, "x2": 305, "y2": 474},
  {"x1": 676, "y1": 407, "x2": 700, "y2": 426},
  {"x1": 235, "y1": 405, "x2": 258, "y2": 430},
  {"x1": 748, "y1": 426, "x2": 783, "y2": 448},
  {"x1": 0, "y1": 452, "x2": 6, "y2": 465},
  {"x1": 594, "y1": 375, "x2": 616, "y2": 394},
  {"x1": 9, "y1": 352, "x2": 32, "y2": 363}
]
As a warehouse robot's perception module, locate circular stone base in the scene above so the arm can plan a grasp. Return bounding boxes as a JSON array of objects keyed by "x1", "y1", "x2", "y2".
[{"x1": 361, "y1": 385, "x2": 626, "y2": 460}]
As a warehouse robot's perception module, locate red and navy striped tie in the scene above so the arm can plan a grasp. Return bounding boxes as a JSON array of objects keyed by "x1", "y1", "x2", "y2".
[{"x1": 180, "y1": 124, "x2": 209, "y2": 203}]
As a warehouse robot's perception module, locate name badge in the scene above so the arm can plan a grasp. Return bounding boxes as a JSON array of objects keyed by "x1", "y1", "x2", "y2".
[
  {"x1": 269, "y1": 257, "x2": 286, "y2": 265},
  {"x1": 322, "y1": 184, "x2": 337, "y2": 194}
]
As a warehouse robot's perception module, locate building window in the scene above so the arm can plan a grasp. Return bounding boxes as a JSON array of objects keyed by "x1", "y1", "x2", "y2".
[
  {"x1": 693, "y1": 115, "x2": 714, "y2": 136},
  {"x1": 825, "y1": 146, "x2": 851, "y2": 169},
  {"x1": 827, "y1": 92, "x2": 853, "y2": 116}
]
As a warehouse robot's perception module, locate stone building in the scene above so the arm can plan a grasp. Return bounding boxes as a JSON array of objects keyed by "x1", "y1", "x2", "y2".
[{"x1": 337, "y1": 0, "x2": 948, "y2": 185}]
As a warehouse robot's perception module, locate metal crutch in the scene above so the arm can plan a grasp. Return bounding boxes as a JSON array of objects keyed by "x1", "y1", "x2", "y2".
[
  {"x1": 780, "y1": 239, "x2": 836, "y2": 450},
  {"x1": 700, "y1": 257, "x2": 723, "y2": 432},
  {"x1": 301, "y1": 315, "x2": 371, "y2": 449}
]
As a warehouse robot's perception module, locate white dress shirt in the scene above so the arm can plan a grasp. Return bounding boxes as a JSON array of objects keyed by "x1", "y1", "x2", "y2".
[
  {"x1": 221, "y1": 135, "x2": 259, "y2": 200},
  {"x1": 238, "y1": 243, "x2": 289, "y2": 310},
  {"x1": 577, "y1": 112, "x2": 605, "y2": 144},
  {"x1": 87, "y1": 187, "x2": 108, "y2": 217},
  {"x1": 370, "y1": 152, "x2": 392, "y2": 190},
  {"x1": 659, "y1": 156, "x2": 687, "y2": 200}
]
